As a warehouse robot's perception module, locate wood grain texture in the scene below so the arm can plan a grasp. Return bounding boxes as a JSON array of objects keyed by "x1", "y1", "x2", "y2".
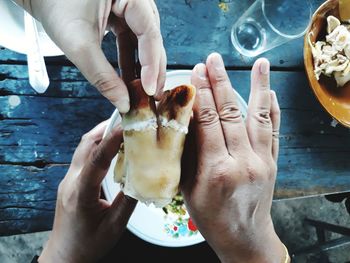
[
  {"x1": 1, "y1": 64, "x2": 350, "y2": 235},
  {"x1": 0, "y1": 0, "x2": 325, "y2": 68},
  {"x1": 0, "y1": 96, "x2": 114, "y2": 163},
  {"x1": 0, "y1": 164, "x2": 65, "y2": 235}
]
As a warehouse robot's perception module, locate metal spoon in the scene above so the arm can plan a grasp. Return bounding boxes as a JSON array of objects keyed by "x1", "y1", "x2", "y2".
[{"x1": 24, "y1": 11, "x2": 49, "y2": 93}]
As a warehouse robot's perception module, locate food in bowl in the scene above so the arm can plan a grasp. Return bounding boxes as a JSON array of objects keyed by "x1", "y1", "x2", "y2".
[
  {"x1": 308, "y1": 15, "x2": 350, "y2": 87},
  {"x1": 114, "y1": 79, "x2": 195, "y2": 208}
]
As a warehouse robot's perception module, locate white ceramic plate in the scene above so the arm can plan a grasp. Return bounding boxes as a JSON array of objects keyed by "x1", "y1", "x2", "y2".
[
  {"x1": 102, "y1": 70, "x2": 248, "y2": 247},
  {"x1": 0, "y1": 1, "x2": 63, "y2": 56}
]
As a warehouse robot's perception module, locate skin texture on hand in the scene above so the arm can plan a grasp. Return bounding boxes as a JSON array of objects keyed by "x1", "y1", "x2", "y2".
[
  {"x1": 14, "y1": 0, "x2": 166, "y2": 112},
  {"x1": 181, "y1": 53, "x2": 284, "y2": 263},
  {"x1": 39, "y1": 122, "x2": 137, "y2": 263}
]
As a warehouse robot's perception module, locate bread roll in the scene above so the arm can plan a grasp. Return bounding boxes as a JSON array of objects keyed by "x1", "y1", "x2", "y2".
[{"x1": 114, "y1": 79, "x2": 195, "y2": 207}]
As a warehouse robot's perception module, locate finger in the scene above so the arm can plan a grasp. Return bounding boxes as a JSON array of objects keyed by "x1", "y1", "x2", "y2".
[
  {"x1": 246, "y1": 58, "x2": 272, "y2": 159},
  {"x1": 270, "y1": 90, "x2": 281, "y2": 162},
  {"x1": 112, "y1": 0, "x2": 162, "y2": 96},
  {"x1": 78, "y1": 125, "x2": 123, "y2": 201},
  {"x1": 148, "y1": 0, "x2": 166, "y2": 100},
  {"x1": 191, "y1": 63, "x2": 227, "y2": 161},
  {"x1": 154, "y1": 47, "x2": 167, "y2": 100},
  {"x1": 138, "y1": 27, "x2": 162, "y2": 97},
  {"x1": 69, "y1": 120, "x2": 109, "y2": 173},
  {"x1": 206, "y1": 53, "x2": 250, "y2": 157},
  {"x1": 104, "y1": 192, "x2": 137, "y2": 238},
  {"x1": 67, "y1": 42, "x2": 130, "y2": 112}
]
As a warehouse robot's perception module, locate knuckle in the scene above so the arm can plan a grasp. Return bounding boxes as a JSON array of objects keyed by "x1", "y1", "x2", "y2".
[
  {"x1": 80, "y1": 132, "x2": 91, "y2": 143},
  {"x1": 213, "y1": 71, "x2": 229, "y2": 84},
  {"x1": 92, "y1": 73, "x2": 119, "y2": 94},
  {"x1": 91, "y1": 148, "x2": 104, "y2": 166},
  {"x1": 208, "y1": 173, "x2": 235, "y2": 198},
  {"x1": 251, "y1": 109, "x2": 271, "y2": 127},
  {"x1": 90, "y1": 147, "x2": 108, "y2": 170},
  {"x1": 80, "y1": 131, "x2": 96, "y2": 146},
  {"x1": 197, "y1": 107, "x2": 220, "y2": 127},
  {"x1": 245, "y1": 164, "x2": 261, "y2": 183},
  {"x1": 219, "y1": 102, "x2": 242, "y2": 122},
  {"x1": 245, "y1": 157, "x2": 276, "y2": 182},
  {"x1": 208, "y1": 173, "x2": 232, "y2": 187},
  {"x1": 146, "y1": 26, "x2": 161, "y2": 41},
  {"x1": 207, "y1": 159, "x2": 235, "y2": 189}
]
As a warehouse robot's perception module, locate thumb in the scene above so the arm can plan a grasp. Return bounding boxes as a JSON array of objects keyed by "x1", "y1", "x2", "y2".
[{"x1": 68, "y1": 43, "x2": 130, "y2": 113}]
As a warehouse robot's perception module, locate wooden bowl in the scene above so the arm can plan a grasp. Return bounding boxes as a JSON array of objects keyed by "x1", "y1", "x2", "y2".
[{"x1": 304, "y1": 0, "x2": 350, "y2": 127}]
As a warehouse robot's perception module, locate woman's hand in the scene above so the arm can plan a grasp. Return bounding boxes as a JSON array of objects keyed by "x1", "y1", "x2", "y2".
[
  {"x1": 39, "y1": 122, "x2": 137, "y2": 263},
  {"x1": 14, "y1": 0, "x2": 166, "y2": 112},
  {"x1": 182, "y1": 53, "x2": 285, "y2": 263}
]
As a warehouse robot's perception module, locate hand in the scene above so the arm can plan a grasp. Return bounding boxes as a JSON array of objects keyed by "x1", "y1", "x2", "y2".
[
  {"x1": 181, "y1": 53, "x2": 284, "y2": 263},
  {"x1": 15, "y1": 0, "x2": 166, "y2": 112},
  {"x1": 39, "y1": 122, "x2": 137, "y2": 263}
]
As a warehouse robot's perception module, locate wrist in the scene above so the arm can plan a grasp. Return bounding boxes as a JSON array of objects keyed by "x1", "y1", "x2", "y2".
[
  {"x1": 38, "y1": 243, "x2": 68, "y2": 263},
  {"x1": 38, "y1": 238, "x2": 82, "y2": 263},
  {"x1": 207, "y1": 221, "x2": 286, "y2": 263},
  {"x1": 220, "y1": 232, "x2": 285, "y2": 263}
]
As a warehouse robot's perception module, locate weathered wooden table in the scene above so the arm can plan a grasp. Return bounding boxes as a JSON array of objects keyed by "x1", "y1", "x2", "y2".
[{"x1": 1, "y1": 0, "x2": 349, "y2": 261}]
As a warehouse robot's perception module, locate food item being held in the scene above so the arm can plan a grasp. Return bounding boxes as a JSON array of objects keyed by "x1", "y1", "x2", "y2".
[
  {"x1": 308, "y1": 15, "x2": 350, "y2": 87},
  {"x1": 114, "y1": 79, "x2": 196, "y2": 207}
]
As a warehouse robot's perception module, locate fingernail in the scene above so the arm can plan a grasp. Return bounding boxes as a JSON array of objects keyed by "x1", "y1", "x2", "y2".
[
  {"x1": 144, "y1": 84, "x2": 157, "y2": 96},
  {"x1": 259, "y1": 59, "x2": 270, "y2": 75},
  {"x1": 211, "y1": 53, "x2": 225, "y2": 70},
  {"x1": 117, "y1": 99, "x2": 130, "y2": 113},
  {"x1": 195, "y1": 64, "x2": 208, "y2": 80}
]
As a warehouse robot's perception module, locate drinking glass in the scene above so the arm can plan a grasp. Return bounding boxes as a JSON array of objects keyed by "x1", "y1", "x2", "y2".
[{"x1": 231, "y1": 0, "x2": 311, "y2": 57}]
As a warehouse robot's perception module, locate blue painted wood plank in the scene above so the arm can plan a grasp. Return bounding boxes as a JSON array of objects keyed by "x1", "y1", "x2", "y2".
[
  {"x1": 0, "y1": 164, "x2": 65, "y2": 236},
  {"x1": 0, "y1": 64, "x2": 100, "y2": 97},
  {"x1": 0, "y1": 32, "x2": 117, "y2": 65}
]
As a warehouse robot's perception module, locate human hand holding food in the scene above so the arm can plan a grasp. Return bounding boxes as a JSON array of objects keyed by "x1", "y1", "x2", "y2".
[
  {"x1": 39, "y1": 122, "x2": 136, "y2": 263},
  {"x1": 181, "y1": 53, "x2": 287, "y2": 263},
  {"x1": 14, "y1": 0, "x2": 166, "y2": 112}
]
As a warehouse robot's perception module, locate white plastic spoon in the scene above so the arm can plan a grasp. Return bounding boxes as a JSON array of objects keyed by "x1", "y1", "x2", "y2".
[{"x1": 24, "y1": 11, "x2": 49, "y2": 93}]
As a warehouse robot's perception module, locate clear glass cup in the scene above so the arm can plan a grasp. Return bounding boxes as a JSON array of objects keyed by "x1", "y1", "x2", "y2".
[{"x1": 231, "y1": 0, "x2": 311, "y2": 57}]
